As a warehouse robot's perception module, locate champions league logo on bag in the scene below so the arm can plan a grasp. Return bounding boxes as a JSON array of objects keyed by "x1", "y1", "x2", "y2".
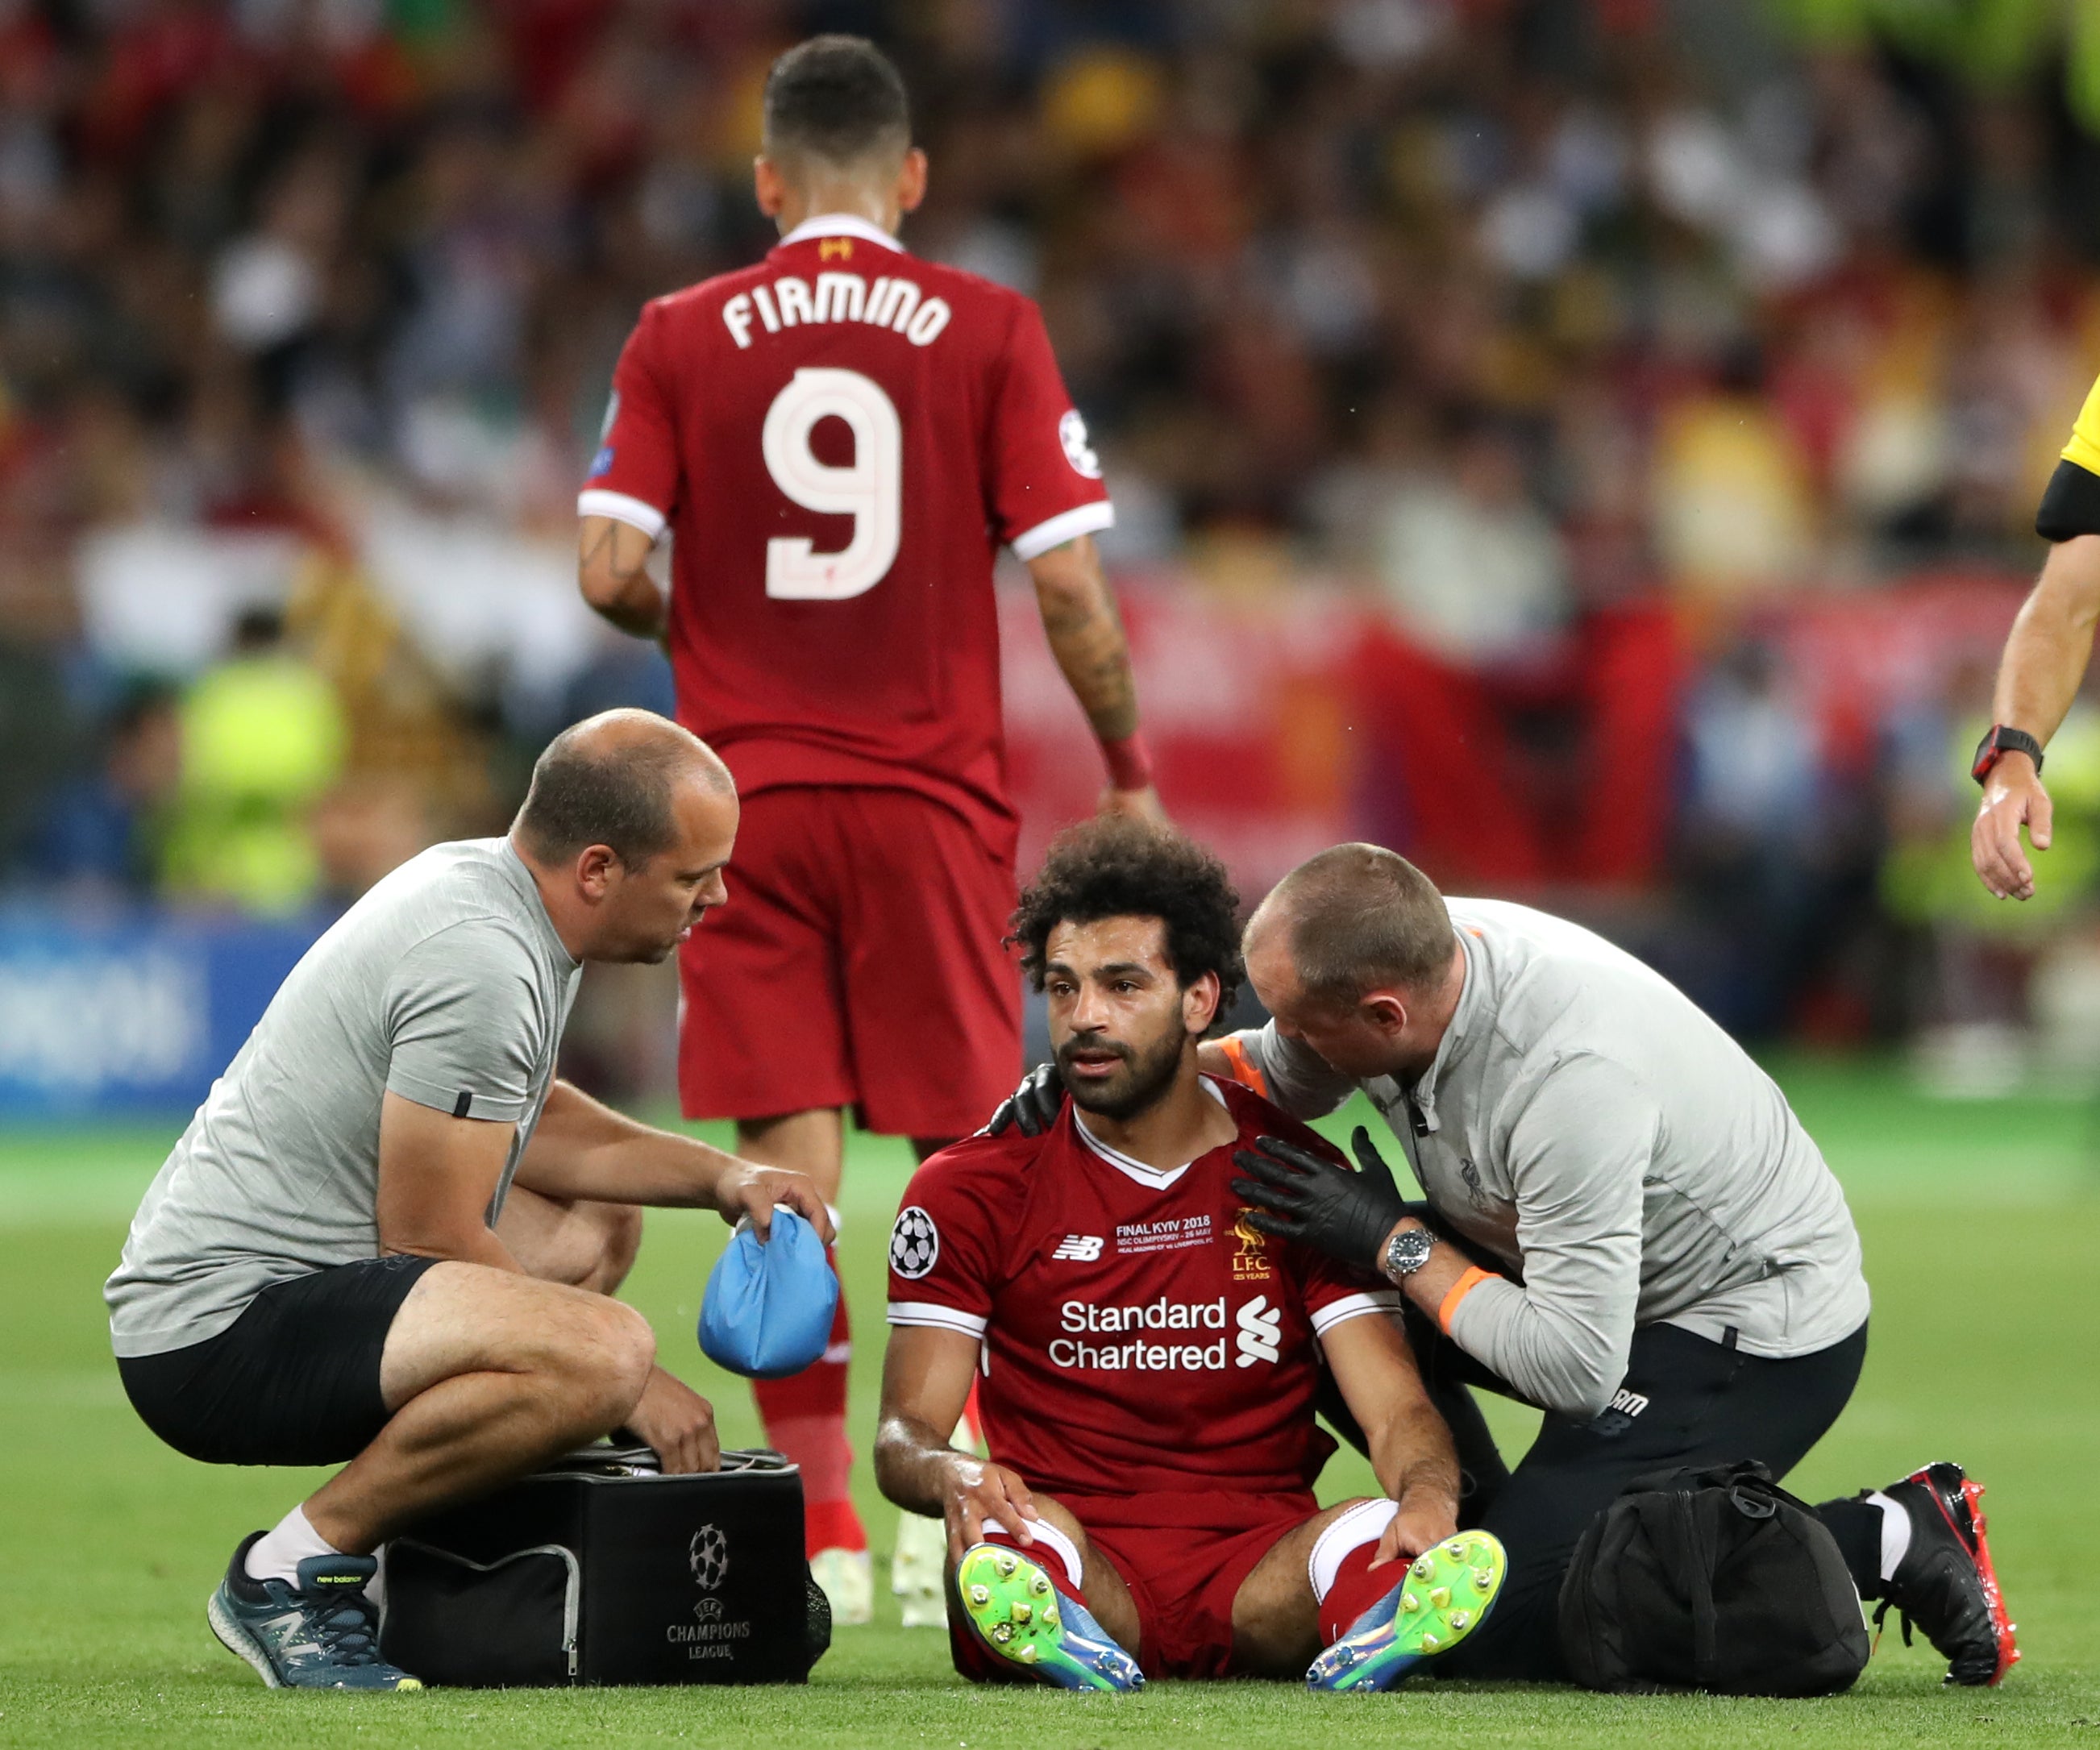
[
  {"x1": 667, "y1": 1526, "x2": 755, "y2": 1660},
  {"x1": 688, "y1": 1526, "x2": 729, "y2": 1592}
]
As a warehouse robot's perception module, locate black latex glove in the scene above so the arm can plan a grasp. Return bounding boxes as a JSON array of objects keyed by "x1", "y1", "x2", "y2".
[
  {"x1": 1231, "y1": 1124, "x2": 1406, "y2": 1272},
  {"x1": 986, "y1": 1061, "x2": 1065, "y2": 1137}
]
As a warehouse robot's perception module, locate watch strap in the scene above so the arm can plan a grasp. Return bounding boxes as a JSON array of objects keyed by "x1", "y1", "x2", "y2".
[
  {"x1": 1383, "y1": 1226, "x2": 1434, "y2": 1278},
  {"x1": 1973, "y1": 725, "x2": 2044, "y2": 786}
]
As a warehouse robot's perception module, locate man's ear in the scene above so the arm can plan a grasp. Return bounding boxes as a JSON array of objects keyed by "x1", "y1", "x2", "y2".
[
  {"x1": 753, "y1": 156, "x2": 787, "y2": 217},
  {"x1": 1360, "y1": 990, "x2": 1410, "y2": 1037},
  {"x1": 896, "y1": 148, "x2": 928, "y2": 214},
  {"x1": 576, "y1": 843, "x2": 620, "y2": 900},
  {"x1": 1183, "y1": 970, "x2": 1221, "y2": 1037}
]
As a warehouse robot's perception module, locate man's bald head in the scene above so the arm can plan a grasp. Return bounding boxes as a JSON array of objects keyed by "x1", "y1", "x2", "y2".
[
  {"x1": 1253, "y1": 843, "x2": 1455, "y2": 1010},
  {"x1": 514, "y1": 710, "x2": 732, "y2": 871}
]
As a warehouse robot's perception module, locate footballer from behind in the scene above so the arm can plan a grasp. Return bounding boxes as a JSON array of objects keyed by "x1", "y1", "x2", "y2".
[
  {"x1": 576, "y1": 34, "x2": 1158, "y2": 1622},
  {"x1": 873, "y1": 820, "x2": 1506, "y2": 1690}
]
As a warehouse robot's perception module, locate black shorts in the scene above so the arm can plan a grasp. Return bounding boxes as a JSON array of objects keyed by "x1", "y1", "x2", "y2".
[{"x1": 117, "y1": 1254, "x2": 439, "y2": 1466}]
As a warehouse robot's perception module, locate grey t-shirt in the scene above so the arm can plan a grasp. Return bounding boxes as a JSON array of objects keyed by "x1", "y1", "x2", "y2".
[
  {"x1": 106, "y1": 838, "x2": 581, "y2": 1358},
  {"x1": 1239, "y1": 898, "x2": 1869, "y2": 1421}
]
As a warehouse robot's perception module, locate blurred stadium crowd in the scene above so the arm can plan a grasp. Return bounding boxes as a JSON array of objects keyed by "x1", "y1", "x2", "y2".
[{"x1": 6, "y1": 0, "x2": 2100, "y2": 1076}]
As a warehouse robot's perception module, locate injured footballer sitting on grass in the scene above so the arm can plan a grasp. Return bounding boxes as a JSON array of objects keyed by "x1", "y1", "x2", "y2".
[{"x1": 874, "y1": 819, "x2": 1507, "y2": 1690}]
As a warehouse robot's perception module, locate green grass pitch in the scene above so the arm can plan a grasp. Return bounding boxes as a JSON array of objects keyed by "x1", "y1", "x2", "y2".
[{"x1": 1, "y1": 1057, "x2": 2096, "y2": 1747}]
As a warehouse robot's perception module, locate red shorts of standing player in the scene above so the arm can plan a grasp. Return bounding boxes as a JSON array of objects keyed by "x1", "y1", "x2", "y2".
[
  {"x1": 875, "y1": 821, "x2": 1508, "y2": 1687},
  {"x1": 574, "y1": 39, "x2": 1163, "y2": 1619}
]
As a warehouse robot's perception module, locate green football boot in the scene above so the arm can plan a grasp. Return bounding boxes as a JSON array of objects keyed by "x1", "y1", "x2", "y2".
[
  {"x1": 1307, "y1": 1528, "x2": 1507, "y2": 1692},
  {"x1": 954, "y1": 1542, "x2": 1143, "y2": 1691}
]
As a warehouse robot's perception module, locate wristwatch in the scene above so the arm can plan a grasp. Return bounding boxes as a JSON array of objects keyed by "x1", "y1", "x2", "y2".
[
  {"x1": 1382, "y1": 1224, "x2": 1435, "y2": 1282},
  {"x1": 1973, "y1": 725, "x2": 2045, "y2": 787}
]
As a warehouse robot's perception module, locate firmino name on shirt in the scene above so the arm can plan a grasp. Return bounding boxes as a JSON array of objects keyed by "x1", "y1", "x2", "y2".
[{"x1": 722, "y1": 273, "x2": 953, "y2": 350}]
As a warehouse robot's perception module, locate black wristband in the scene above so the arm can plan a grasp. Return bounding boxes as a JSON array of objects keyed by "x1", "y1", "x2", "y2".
[{"x1": 1973, "y1": 725, "x2": 2044, "y2": 786}]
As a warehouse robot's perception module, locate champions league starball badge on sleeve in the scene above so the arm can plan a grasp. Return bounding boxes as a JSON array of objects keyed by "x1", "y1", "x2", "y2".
[{"x1": 888, "y1": 1207, "x2": 939, "y2": 1279}]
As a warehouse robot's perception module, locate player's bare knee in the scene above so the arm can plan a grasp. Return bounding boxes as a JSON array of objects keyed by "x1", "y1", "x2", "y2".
[{"x1": 1029, "y1": 1495, "x2": 1090, "y2": 1557}]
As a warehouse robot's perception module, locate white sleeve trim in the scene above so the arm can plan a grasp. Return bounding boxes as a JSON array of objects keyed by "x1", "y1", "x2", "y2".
[
  {"x1": 1309, "y1": 1289, "x2": 1404, "y2": 1337},
  {"x1": 578, "y1": 488, "x2": 667, "y2": 542},
  {"x1": 887, "y1": 1301, "x2": 990, "y2": 1339},
  {"x1": 1010, "y1": 499, "x2": 1115, "y2": 561}
]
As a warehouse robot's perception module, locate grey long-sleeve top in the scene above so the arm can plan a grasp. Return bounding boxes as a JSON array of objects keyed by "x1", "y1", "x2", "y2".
[{"x1": 1237, "y1": 899, "x2": 1869, "y2": 1421}]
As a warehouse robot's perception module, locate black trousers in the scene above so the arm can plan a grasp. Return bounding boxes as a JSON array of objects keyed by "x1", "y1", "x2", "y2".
[{"x1": 1322, "y1": 1312, "x2": 1878, "y2": 1682}]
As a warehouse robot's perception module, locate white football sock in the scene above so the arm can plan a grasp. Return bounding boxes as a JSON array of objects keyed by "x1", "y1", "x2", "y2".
[
  {"x1": 1866, "y1": 1490, "x2": 1912, "y2": 1582},
  {"x1": 978, "y1": 1517, "x2": 1085, "y2": 1592},
  {"x1": 1308, "y1": 1499, "x2": 1399, "y2": 1601},
  {"x1": 244, "y1": 1505, "x2": 343, "y2": 1587}
]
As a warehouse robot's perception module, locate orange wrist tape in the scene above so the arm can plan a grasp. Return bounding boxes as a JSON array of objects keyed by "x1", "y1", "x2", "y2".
[{"x1": 1437, "y1": 1266, "x2": 1493, "y2": 1336}]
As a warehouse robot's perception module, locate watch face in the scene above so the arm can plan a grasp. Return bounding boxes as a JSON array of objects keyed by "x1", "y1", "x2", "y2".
[{"x1": 1388, "y1": 1229, "x2": 1433, "y2": 1274}]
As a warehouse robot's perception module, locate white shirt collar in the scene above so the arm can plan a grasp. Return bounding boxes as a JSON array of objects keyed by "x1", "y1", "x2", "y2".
[
  {"x1": 1071, "y1": 1078, "x2": 1229, "y2": 1192},
  {"x1": 778, "y1": 213, "x2": 906, "y2": 254}
]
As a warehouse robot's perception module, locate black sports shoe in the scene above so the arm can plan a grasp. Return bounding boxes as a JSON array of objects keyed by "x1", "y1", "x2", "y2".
[{"x1": 1873, "y1": 1461, "x2": 2018, "y2": 1686}]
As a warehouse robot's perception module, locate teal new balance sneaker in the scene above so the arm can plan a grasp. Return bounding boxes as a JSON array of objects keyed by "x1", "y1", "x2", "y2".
[
  {"x1": 207, "y1": 1532, "x2": 423, "y2": 1690},
  {"x1": 954, "y1": 1543, "x2": 1143, "y2": 1691},
  {"x1": 1307, "y1": 1528, "x2": 1507, "y2": 1693}
]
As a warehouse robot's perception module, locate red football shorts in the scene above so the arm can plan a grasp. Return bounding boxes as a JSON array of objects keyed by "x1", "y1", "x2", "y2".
[
  {"x1": 950, "y1": 1489, "x2": 1324, "y2": 1681},
  {"x1": 678, "y1": 785, "x2": 1021, "y2": 1139}
]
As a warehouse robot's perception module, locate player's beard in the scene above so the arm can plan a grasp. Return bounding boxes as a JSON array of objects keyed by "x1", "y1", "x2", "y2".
[{"x1": 1057, "y1": 1025, "x2": 1188, "y2": 1123}]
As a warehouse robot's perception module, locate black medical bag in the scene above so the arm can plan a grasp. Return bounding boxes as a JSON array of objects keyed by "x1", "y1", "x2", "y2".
[
  {"x1": 1558, "y1": 1458, "x2": 1869, "y2": 1697},
  {"x1": 379, "y1": 1445, "x2": 830, "y2": 1687}
]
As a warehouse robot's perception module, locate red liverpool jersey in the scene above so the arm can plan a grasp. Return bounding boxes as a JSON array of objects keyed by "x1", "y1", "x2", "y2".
[
  {"x1": 580, "y1": 214, "x2": 1113, "y2": 863},
  {"x1": 885, "y1": 1077, "x2": 1402, "y2": 1500}
]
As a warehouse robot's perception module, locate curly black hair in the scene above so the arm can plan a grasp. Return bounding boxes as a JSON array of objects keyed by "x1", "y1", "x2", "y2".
[{"x1": 1008, "y1": 817, "x2": 1244, "y2": 1014}]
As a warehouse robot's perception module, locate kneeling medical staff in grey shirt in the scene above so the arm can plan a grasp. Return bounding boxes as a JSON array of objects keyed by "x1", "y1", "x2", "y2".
[
  {"x1": 992, "y1": 842, "x2": 2021, "y2": 1689},
  {"x1": 106, "y1": 709, "x2": 831, "y2": 1693},
  {"x1": 1236, "y1": 882, "x2": 1868, "y2": 1422}
]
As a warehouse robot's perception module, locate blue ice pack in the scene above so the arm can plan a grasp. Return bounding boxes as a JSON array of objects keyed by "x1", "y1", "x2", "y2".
[{"x1": 697, "y1": 1208, "x2": 838, "y2": 1380}]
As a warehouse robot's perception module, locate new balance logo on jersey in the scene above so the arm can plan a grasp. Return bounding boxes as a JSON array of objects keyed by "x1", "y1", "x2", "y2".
[
  {"x1": 1052, "y1": 1235, "x2": 1104, "y2": 1262},
  {"x1": 1235, "y1": 1295, "x2": 1283, "y2": 1368}
]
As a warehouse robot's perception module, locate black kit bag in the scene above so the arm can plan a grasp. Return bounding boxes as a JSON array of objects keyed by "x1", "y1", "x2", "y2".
[
  {"x1": 1557, "y1": 1459, "x2": 1870, "y2": 1697},
  {"x1": 380, "y1": 1446, "x2": 831, "y2": 1687}
]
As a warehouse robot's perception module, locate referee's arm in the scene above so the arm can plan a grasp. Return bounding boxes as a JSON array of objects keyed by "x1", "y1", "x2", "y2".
[{"x1": 1974, "y1": 459, "x2": 2100, "y2": 900}]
